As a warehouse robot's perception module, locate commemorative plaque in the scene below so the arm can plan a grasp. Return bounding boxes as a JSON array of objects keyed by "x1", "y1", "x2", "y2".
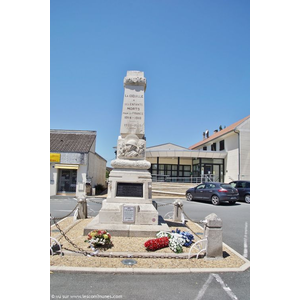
[
  {"x1": 116, "y1": 182, "x2": 143, "y2": 198},
  {"x1": 123, "y1": 205, "x2": 136, "y2": 223}
]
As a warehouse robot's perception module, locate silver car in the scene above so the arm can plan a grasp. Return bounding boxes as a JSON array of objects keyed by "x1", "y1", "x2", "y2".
[{"x1": 186, "y1": 182, "x2": 239, "y2": 205}]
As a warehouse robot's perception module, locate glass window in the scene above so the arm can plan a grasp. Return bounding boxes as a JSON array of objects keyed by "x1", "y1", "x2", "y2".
[
  {"x1": 211, "y1": 143, "x2": 216, "y2": 151},
  {"x1": 213, "y1": 159, "x2": 223, "y2": 164},
  {"x1": 206, "y1": 183, "x2": 216, "y2": 188},
  {"x1": 220, "y1": 140, "x2": 225, "y2": 151},
  {"x1": 202, "y1": 158, "x2": 213, "y2": 163},
  {"x1": 197, "y1": 184, "x2": 205, "y2": 190},
  {"x1": 220, "y1": 184, "x2": 233, "y2": 189}
]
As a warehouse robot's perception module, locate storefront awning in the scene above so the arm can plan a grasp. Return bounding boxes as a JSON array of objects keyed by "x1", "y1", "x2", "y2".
[
  {"x1": 146, "y1": 149, "x2": 227, "y2": 159},
  {"x1": 54, "y1": 164, "x2": 79, "y2": 170}
]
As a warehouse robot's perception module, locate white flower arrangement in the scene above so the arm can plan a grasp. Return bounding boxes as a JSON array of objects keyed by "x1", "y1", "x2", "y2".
[
  {"x1": 154, "y1": 229, "x2": 194, "y2": 253},
  {"x1": 156, "y1": 231, "x2": 171, "y2": 238},
  {"x1": 168, "y1": 233, "x2": 186, "y2": 253}
]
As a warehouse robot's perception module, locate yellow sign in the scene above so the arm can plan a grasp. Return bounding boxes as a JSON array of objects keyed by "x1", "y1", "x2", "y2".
[{"x1": 50, "y1": 153, "x2": 61, "y2": 163}]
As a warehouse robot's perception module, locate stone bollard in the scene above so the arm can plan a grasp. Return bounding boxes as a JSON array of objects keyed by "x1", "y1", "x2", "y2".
[
  {"x1": 173, "y1": 199, "x2": 183, "y2": 222},
  {"x1": 203, "y1": 213, "x2": 223, "y2": 259},
  {"x1": 77, "y1": 197, "x2": 87, "y2": 219}
]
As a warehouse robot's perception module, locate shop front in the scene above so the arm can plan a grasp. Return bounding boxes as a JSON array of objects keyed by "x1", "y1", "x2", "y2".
[
  {"x1": 50, "y1": 152, "x2": 87, "y2": 197},
  {"x1": 192, "y1": 158, "x2": 224, "y2": 182},
  {"x1": 146, "y1": 143, "x2": 227, "y2": 183},
  {"x1": 55, "y1": 164, "x2": 79, "y2": 195}
]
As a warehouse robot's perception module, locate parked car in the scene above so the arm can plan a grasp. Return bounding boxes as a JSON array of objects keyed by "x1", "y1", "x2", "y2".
[
  {"x1": 185, "y1": 182, "x2": 239, "y2": 205},
  {"x1": 229, "y1": 180, "x2": 250, "y2": 203}
]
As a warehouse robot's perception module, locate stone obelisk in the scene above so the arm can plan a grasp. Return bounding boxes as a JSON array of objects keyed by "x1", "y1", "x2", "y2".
[{"x1": 84, "y1": 71, "x2": 169, "y2": 236}]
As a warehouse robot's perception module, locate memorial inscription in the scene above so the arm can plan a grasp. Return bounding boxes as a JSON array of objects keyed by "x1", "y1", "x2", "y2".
[
  {"x1": 120, "y1": 84, "x2": 145, "y2": 138},
  {"x1": 123, "y1": 206, "x2": 136, "y2": 223},
  {"x1": 116, "y1": 182, "x2": 143, "y2": 197}
]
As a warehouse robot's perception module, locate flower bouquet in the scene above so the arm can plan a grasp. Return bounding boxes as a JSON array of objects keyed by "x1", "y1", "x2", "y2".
[
  {"x1": 85, "y1": 230, "x2": 112, "y2": 248},
  {"x1": 171, "y1": 228, "x2": 194, "y2": 247},
  {"x1": 168, "y1": 234, "x2": 185, "y2": 253},
  {"x1": 144, "y1": 237, "x2": 169, "y2": 251},
  {"x1": 156, "y1": 231, "x2": 171, "y2": 239}
]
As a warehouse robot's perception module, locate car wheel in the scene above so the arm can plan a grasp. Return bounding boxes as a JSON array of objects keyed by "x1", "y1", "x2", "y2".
[
  {"x1": 186, "y1": 193, "x2": 193, "y2": 201},
  {"x1": 245, "y1": 194, "x2": 250, "y2": 204},
  {"x1": 211, "y1": 195, "x2": 220, "y2": 205}
]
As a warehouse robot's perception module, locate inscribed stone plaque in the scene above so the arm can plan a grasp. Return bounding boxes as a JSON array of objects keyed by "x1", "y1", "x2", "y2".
[
  {"x1": 120, "y1": 85, "x2": 145, "y2": 138},
  {"x1": 123, "y1": 206, "x2": 136, "y2": 223},
  {"x1": 116, "y1": 182, "x2": 143, "y2": 197}
]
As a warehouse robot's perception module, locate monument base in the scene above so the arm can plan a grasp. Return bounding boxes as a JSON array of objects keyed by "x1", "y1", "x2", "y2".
[
  {"x1": 97, "y1": 200, "x2": 159, "y2": 225},
  {"x1": 84, "y1": 214, "x2": 170, "y2": 237}
]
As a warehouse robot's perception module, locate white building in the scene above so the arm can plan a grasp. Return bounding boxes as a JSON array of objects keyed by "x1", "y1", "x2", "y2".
[
  {"x1": 50, "y1": 130, "x2": 107, "y2": 197},
  {"x1": 146, "y1": 115, "x2": 250, "y2": 183}
]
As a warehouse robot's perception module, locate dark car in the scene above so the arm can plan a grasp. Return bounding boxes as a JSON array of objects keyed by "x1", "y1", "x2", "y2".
[
  {"x1": 185, "y1": 182, "x2": 239, "y2": 205},
  {"x1": 229, "y1": 180, "x2": 250, "y2": 204}
]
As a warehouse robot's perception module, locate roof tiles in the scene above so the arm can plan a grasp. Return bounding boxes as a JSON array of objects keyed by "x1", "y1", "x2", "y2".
[{"x1": 50, "y1": 130, "x2": 96, "y2": 153}]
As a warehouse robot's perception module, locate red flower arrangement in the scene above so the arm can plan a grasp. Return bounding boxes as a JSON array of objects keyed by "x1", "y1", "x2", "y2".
[{"x1": 144, "y1": 237, "x2": 169, "y2": 251}]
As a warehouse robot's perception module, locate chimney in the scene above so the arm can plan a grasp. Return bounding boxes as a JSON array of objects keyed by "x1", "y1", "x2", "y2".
[
  {"x1": 214, "y1": 129, "x2": 218, "y2": 134},
  {"x1": 203, "y1": 132, "x2": 206, "y2": 140}
]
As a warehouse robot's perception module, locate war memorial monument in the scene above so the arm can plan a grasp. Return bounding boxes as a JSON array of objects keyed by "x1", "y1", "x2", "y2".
[{"x1": 84, "y1": 71, "x2": 169, "y2": 236}]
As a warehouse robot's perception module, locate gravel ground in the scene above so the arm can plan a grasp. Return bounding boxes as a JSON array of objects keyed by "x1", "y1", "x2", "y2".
[{"x1": 50, "y1": 217, "x2": 246, "y2": 269}]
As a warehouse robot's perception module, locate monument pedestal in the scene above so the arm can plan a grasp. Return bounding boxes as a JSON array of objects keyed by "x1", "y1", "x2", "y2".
[{"x1": 84, "y1": 168, "x2": 170, "y2": 236}]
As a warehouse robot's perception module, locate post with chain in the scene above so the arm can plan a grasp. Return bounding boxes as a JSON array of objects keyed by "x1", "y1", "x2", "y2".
[
  {"x1": 173, "y1": 199, "x2": 183, "y2": 222},
  {"x1": 77, "y1": 197, "x2": 87, "y2": 219},
  {"x1": 202, "y1": 213, "x2": 223, "y2": 259}
]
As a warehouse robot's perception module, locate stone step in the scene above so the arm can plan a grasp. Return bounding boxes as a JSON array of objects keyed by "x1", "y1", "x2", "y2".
[{"x1": 152, "y1": 182, "x2": 196, "y2": 196}]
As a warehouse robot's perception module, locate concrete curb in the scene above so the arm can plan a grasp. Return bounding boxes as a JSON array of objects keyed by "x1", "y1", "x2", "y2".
[
  {"x1": 50, "y1": 261, "x2": 249, "y2": 274},
  {"x1": 50, "y1": 222, "x2": 250, "y2": 274}
]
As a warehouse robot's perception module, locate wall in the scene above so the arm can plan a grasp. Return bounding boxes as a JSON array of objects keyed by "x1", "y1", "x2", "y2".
[
  {"x1": 88, "y1": 152, "x2": 107, "y2": 187},
  {"x1": 146, "y1": 157, "x2": 193, "y2": 166},
  {"x1": 76, "y1": 164, "x2": 88, "y2": 198},
  {"x1": 238, "y1": 118, "x2": 250, "y2": 180},
  {"x1": 147, "y1": 157, "x2": 157, "y2": 164},
  {"x1": 224, "y1": 133, "x2": 239, "y2": 182},
  {"x1": 50, "y1": 163, "x2": 58, "y2": 196}
]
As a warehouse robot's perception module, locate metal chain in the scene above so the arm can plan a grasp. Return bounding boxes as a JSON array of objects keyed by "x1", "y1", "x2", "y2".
[
  {"x1": 88, "y1": 199, "x2": 103, "y2": 204},
  {"x1": 156, "y1": 202, "x2": 173, "y2": 207},
  {"x1": 180, "y1": 207, "x2": 205, "y2": 239},
  {"x1": 50, "y1": 203, "x2": 79, "y2": 221},
  {"x1": 50, "y1": 214, "x2": 92, "y2": 256}
]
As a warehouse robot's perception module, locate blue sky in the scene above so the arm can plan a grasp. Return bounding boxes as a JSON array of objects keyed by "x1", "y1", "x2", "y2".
[{"x1": 50, "y1": 0, "x2": 250, "y2": 166}]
